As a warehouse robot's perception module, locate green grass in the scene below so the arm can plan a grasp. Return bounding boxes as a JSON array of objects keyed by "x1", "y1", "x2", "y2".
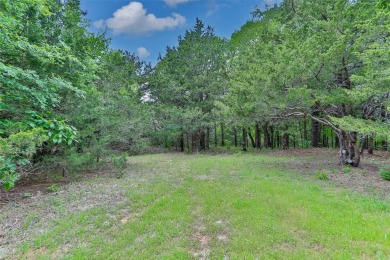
[{"x1": 11, "y1": 154, "x2": 390, "y2": 259}]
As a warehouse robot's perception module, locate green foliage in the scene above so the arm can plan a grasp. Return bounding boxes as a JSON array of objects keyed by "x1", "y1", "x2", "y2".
[
  {"x1": 110, "y1": 152, "x2": 128, "y2": 178},
  {"x1": 1, "y1": 0, "x2": 389, "y2": 190},
  {"x1": 0, "y1": 128, "x2": 48, "y2": 190},
  {"x1": 66, "y1": 152, "x2": 96, "y2": 172},
  {"x1": 23, "y1": 192, "x2": 32, "y2": 198},
  {"x1": 150, "y1": 19, "x2": 227, "y2": 148},
  {"x1": 28, "y1": 112, "x2": 77, "y2": 145},
  {"x1": 342, "y1": 166, "x2": 351, "y2": 174},
  {"x1": 316, "y1": 171, "x2": 329, "y2": 180},
  {"x1": 379, "y1": 168, "x2": 390, "y2": 181},
  {"x1": 0, "y1": 156, "x2": 18, "y2": 190},
  {"x1": 47, "y1": 184, "x2": 59, "y2": 192}
]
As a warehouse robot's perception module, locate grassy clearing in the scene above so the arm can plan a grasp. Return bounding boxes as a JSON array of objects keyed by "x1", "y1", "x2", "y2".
[{"x1": 2, "y1": 153, "x2": 390, "y2": 259}]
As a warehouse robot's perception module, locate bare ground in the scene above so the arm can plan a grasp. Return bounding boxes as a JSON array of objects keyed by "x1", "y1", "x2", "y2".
[{"x1": 269, "y1": 148, "x2": 390, "y2": 199}]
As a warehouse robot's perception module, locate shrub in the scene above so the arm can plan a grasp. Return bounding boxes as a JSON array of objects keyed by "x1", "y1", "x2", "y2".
[
  {"x1": 0, "y1": 128, "x2": 48, "y2": 190},
  {"x1": 110, "y1": 152, "x2": 128, "y2": 178},
  {"x1": 66, "y1": 152, "x2": 96, "y2": 172},
  {"x1": 47, "y1": 184, "x2": 59, "y2": 192},
  {"x1": 0, "y1": 156, "x2": 18, "y2": 190},
  {"x1": 316, "y1": 172, "x2": 328, "y2": 180},
  {"x1": 379, "y1": 168, "x2": 390, "y2": 181},
  {"x1": 341, "y1": 166, "x2": 351, "y2": 174}
]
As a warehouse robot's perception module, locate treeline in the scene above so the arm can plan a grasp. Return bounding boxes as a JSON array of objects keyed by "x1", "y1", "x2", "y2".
[
  {"x1": 148, "y1": 0, "x2": 390, "y2": 167},
  {"x1": 1, "y1": 0, "x2": 389, "y2": 190}
]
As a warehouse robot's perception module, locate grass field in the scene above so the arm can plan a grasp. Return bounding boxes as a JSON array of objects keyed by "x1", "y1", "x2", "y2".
[{"x1": 1, "y1": 152, "x2": 390, "y2": 259}]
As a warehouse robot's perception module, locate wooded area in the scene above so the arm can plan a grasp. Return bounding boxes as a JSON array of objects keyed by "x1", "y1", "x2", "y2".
[{"x1": 0, "y1": 0, "x2": 389, "y2": 190}]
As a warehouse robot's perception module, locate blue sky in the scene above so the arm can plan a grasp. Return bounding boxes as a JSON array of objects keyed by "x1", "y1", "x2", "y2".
[{"x1": 80, "y1": 0, "x2": 281, "y2": 64}]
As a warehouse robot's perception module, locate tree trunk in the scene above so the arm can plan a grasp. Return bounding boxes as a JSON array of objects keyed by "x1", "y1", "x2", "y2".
[
  {"x1": 382, "y1": 139, "x2": 388, "y2": 151},
  {"x1": 221, "y1": 122, "x2": 225, "y2": 147},
  {"x1": 322, "y1": 125, "x2": 327, "y2": 148},
  {"x1": 180, "y1": 132, "x2": 184, "y2": 152},
  {"x1": 191, "y1": 132, "x2": 197, "y2": 152},
  {"x1": 312, "y1": 110, "x2": 320, "y2": 147},
  {"x1": 276, "y1": 130, "x2": 281, "y2": 148},
  {"x1": 233, "y1": 127, "x2": 238, "y2": 147},
  {"x1": 199, "y1": 129, "x2": 206, "y2": 151},
  {"x1": 270, "y1": 126, "x2": 274, "y2": 149},
  {"x1": 303, "y1": 118, "x2": 308, "y2": 143},
  {"x1": 282, "y1": 125, "x2": 289, "y2": 150},
  {"x1": 338, "y1": 131, "x2": 360, "y2": 167},
  {"x1": 312, "y1": 120, "x2": 320, "y2": 147},
  {"x1": 255, "y1": 122, "x2": 261, "y2": 149},
  {"x1": 248, "y1": 128, "x2": 255, "y2": 148},
  {"x1": 186, "y1": 133, "x2": 190, "y2": 152},
  {"x1": 214, "y1": 122, "x2": 217, "y2": 147},
  {"x1": 206, "y1": 127, "x2": 210, "y2": 150},
  {"x1": 242, "y1": 127, "x2": 247, "y2": 151},
  {"x1": 263, "y1": 124, "x2": 269, "y2": 148},
  {"x1": 368, "y1": 135, "x2": 374, "y2": 154}
]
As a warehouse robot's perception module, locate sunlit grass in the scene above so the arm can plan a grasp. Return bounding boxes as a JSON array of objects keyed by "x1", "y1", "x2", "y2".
[{"x1": 14, "y1": 153, "x2": 390, "y2": 259}]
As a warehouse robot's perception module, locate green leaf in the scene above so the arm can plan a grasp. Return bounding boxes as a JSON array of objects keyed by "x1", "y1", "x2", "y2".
[{"x1": 4, "y1": 182, "x2": 14, "y2": 191}]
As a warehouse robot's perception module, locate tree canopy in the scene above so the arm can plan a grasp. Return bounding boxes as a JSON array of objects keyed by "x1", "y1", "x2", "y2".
[{"x1": 1, "y1": 0, "x2": 389, "y2": 190}]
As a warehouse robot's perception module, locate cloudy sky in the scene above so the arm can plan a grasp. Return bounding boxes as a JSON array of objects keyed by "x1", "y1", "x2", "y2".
[{"x1": 81, "y1": 0, "x2": 282, "y2": 64}]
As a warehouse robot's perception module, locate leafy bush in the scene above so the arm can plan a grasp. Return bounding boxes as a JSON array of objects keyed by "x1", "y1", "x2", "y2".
[
  {"x1": 28, "y1": 114, "x2": 77, "y2": 145},
  {"x1": 0, "y1": 128, "x2": 48, "y2": 190},
  {"x1": 379, "y1": 168, "x2": 390, "y2": 181},
  {"x1": 110, "y1": 152, "x2": 128, "y2": 178},
  {"x1": 0, "y1": 156, "x2": 18, "y2": 190},
  {"x1": 316, "y1": 172, "x2": 328, "y2": 180},
  {"x1": 47, "y1": 184, "x2": 59, "y2": 192}
]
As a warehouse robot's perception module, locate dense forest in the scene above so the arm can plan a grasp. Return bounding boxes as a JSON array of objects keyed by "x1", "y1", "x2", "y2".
[{"x1": 1, "y1": 0, "x2": 389, "y2": 190}]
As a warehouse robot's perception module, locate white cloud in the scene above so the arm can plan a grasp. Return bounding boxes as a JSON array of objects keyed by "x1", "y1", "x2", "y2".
[
  {"x1": 206, "y1": 1, "x2": 227, "y2": 17},
  {"x1": 164, "y1": 0, "x2": 190, "y2": 8},
  {"x1": 137, "y1": 47, "x2": 150, "y2": 58},
  {"x1": 96, "y1": 2, "x2": 186, "y2": 36},
  {"x1": 93, "y1": 19, "x2": 105, "y2": 29}
]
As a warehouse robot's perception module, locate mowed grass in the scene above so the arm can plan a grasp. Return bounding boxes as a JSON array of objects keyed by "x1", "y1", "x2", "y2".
[{"x1": 11, "y1": 153, "x2": 390, "y2": 259}]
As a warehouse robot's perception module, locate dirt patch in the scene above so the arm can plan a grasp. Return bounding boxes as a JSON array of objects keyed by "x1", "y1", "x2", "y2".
[
  {"x1": 120, "y1": 213, "x2": 140, "y2": 225},
  {"x1": 280, "y1": 149, "x2": 390, "y2": 198},
  {"x1": 217, "y1": 234, "x2": 228, "y2": 241},
  {"x1": 0, "y1": 175, "x2": 127, "y2": 258},
  {"x1": 193, "y1": 233, "x2": 211, "y2": 248},
  {"x1": 24, "y1": 247, "x2": 48, "y2": 260},
  {"x1": 269, "y1": 148, "x2": 338, "y2": 157}
]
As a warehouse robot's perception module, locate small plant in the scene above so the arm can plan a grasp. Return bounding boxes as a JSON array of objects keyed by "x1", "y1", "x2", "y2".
[
  {"x1": 316, "y1": 171, "x2": 328, "y2": 180},
  {"x1": 341, "y1": 166, "x2": 351, "y2": 174},
  {"x1": 111, "y1": 152, "x2": 128, "y2": 179},
  {"x1": 47, "y1": 184, "x2": 59, "y2": 192},
  {"x1": 379, "y1": 168, "x2": 390, "y2": 181},
  {"x1": 23, "y1": 192, "x2": 32, "y2": 198},
  {"x1": 0, "y1": 156, "x2": 18, "y2": 191}
]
